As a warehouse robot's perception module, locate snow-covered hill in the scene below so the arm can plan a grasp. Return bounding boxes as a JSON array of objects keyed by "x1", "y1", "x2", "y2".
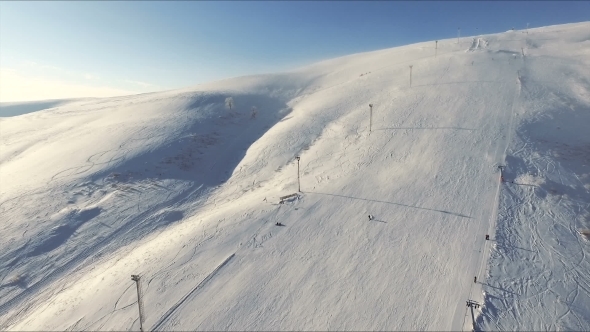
[
  {"x1": 1, "y1": 22, "x2": 589, "y2": 331},
  {"x1": 0, "y1": 98, "x2": 94, "y2": 117}
]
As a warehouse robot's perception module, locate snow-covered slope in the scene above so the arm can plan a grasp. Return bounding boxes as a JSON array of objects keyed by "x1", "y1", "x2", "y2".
[
  {"x1": 0, "y1": 98, "x2": 99, "y2": 118},
  {"x1": 478, "y1": 24, "x2": 590, "y2": 330},
  {"x1": 1, "y1": 22, "x2": 589, "y2": 331}
]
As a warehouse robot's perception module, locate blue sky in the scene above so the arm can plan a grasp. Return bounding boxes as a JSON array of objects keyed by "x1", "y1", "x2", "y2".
[{"x1": 1, "y1": 1, "x2": 589, "y2": 102}]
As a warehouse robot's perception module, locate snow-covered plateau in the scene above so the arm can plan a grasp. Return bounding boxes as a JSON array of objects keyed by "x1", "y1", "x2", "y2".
[{"x1": 1, "y1": 22, "x2": 589, "y2": 331}]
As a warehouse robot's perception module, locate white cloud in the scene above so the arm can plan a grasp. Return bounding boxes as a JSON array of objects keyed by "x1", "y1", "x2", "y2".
[
  {"x1": 0, "y1": 68, "x2": 140, "y2": 102},
  {"x1": 20, "y1": 60, "x2": 63, "y2": 72},
  {"x1": 124, "y1": 79, "x2": 159, "y2": 89}
]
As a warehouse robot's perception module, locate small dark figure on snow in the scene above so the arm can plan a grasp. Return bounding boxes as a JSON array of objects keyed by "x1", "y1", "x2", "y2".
[
  {"x1": 485, "y1": 234, "x2": 490, "y2": 240},
  {"x1": 275, "y1": 222, "x2": 283, "y2": 226},
  {"x1": 368, "y1": 214, "x2": 374, "y2": 221},
  {"x1": 474, "y1": 276, "x2": 477, "y2": 283}
]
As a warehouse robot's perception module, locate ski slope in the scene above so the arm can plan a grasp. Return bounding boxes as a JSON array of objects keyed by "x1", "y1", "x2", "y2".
[
  {"x1": 0, "y1": 22, "x2": 589, "y2": 331},
  {"x1": 479, "y1": 25, "x2": 590, "y2": 330}
]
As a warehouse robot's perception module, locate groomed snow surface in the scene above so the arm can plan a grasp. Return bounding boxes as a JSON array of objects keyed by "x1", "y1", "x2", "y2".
[{"x1": 1, "y1": 22, "x2": 589, "y2": 331}]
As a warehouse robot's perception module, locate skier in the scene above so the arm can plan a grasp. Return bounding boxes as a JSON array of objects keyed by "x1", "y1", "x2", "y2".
[
  {"x1": 485, "y1": 234, "x2": 490, "y2": 240},
  {"x1": 474, "y1": 276, "x2": 477, "y2": 283},
  {"x1": 368, "y1": 214, "x2": 374, "y2": 221}
]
